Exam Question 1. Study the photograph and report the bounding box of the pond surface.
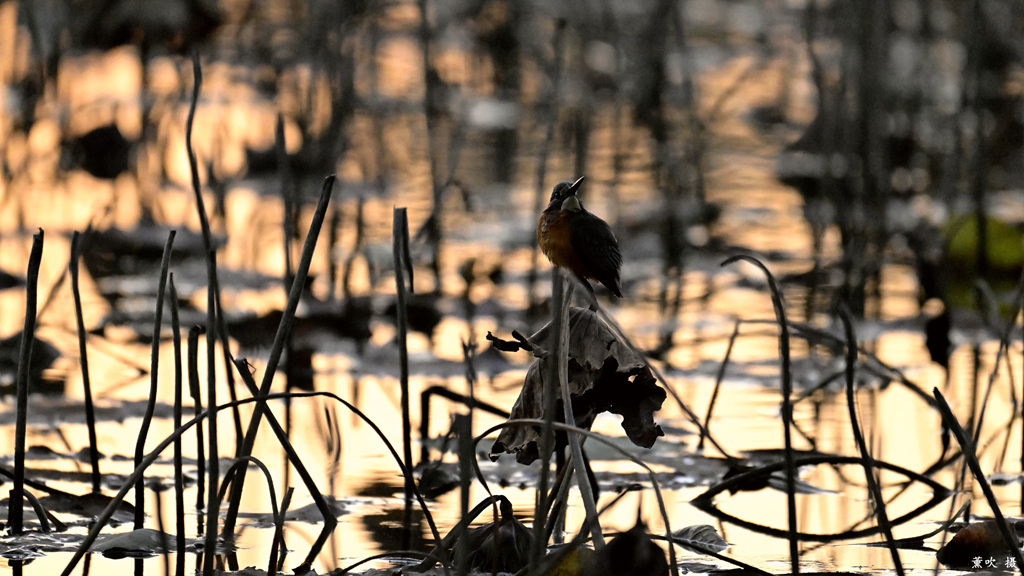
[0,1,1022,574]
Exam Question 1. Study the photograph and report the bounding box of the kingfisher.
[537,176,622,298]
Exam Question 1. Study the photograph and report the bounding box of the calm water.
[0,1,1022,574]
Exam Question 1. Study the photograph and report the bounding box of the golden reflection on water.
[0,4,1021,575]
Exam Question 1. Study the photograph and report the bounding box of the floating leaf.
[39,491,136,522]
[673,524,729,554]
[237,496,349,528]
[90,528,176,558]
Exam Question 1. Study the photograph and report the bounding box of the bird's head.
[545,176,585,213]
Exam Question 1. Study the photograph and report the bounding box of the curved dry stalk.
[839,307,903,576]
[182,54,222,575]
[134,230,175,529]
[215,457,282,575]
[70,231,101,493]
[721,254,798,574]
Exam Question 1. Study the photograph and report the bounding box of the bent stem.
[839,307,902,576]
[722,254,798,575]
[135,230,175,529]
[70,231,101,493]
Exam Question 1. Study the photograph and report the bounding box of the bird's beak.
[568,176,585,195]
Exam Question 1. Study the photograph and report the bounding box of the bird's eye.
[550,184,568,202]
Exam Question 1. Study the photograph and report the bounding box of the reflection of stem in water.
[965,0,989,286]
[63,387,409,576]
[460,260,477,336]
[367,13,387,191]
[278,113,296,290]
[187,326,206,533]
[393,208,415,549]
[279,111,296,496]
[571,107,590,180]
[644,0,700,323]
[343,197,366,302]
[231,362,338,573]
[417,0,443,291]
[323,404,343,567]
[328,200,343,300]
[170,275,186,576]
[271,487,294,574]
[699,321,741,452]
[857,0,888,320]
[153,489,170,576]
[672,1,707,209]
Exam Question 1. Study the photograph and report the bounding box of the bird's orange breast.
[538,210,587,278]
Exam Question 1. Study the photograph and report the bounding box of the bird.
[538,176,622,298]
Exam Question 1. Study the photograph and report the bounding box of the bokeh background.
[0,0,1022,573]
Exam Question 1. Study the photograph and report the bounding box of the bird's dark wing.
[569,212,622,297]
